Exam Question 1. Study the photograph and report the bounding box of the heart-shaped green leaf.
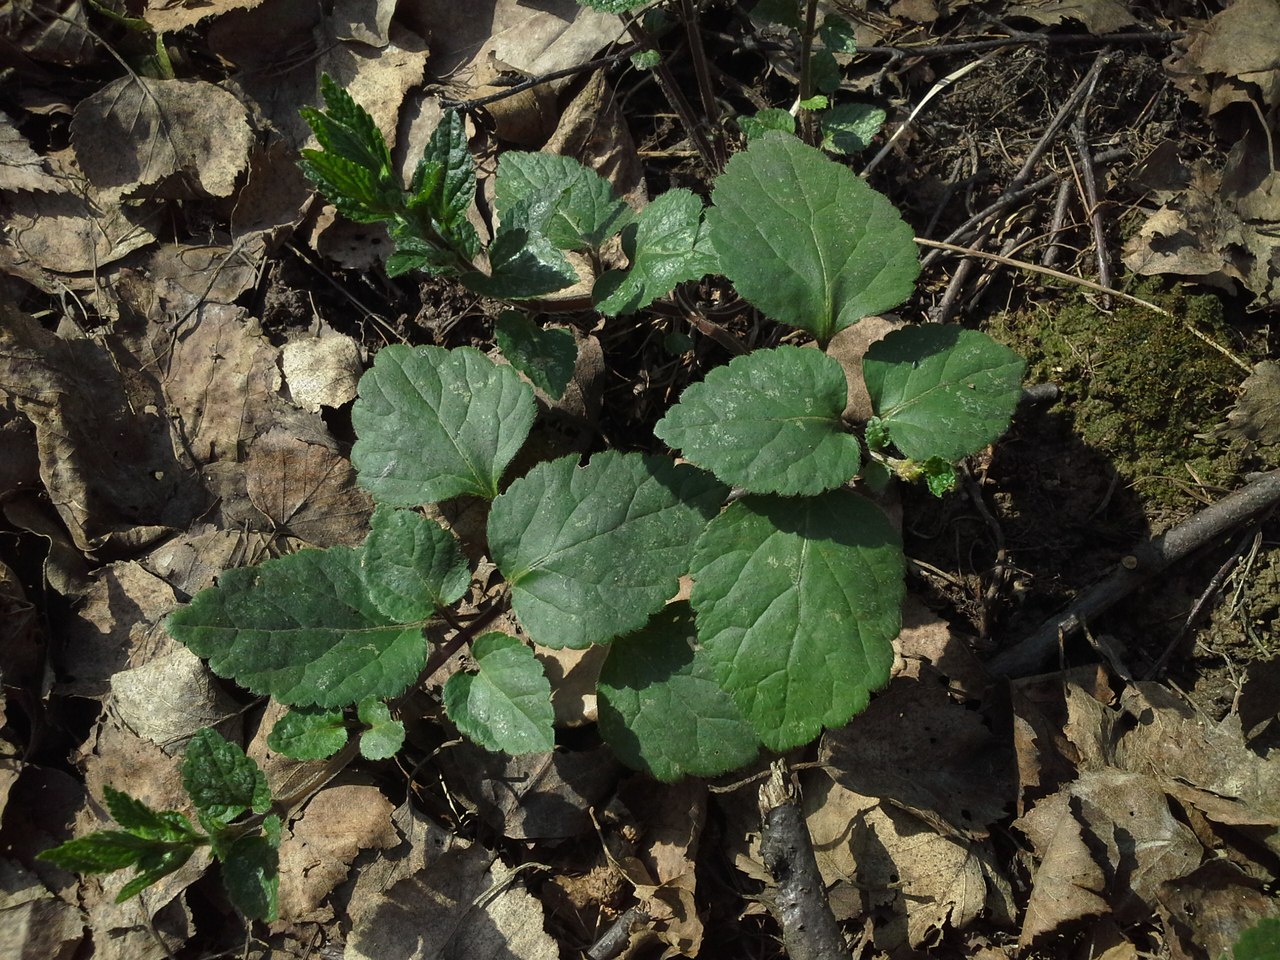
[496,152,633,252]
[168,547,429,708]
[442,632,553,755]
[489,452,726,649]
[362,505,470,621]
[690,490,903,751]
[862,326,1025,462]
[706,133,918,343]
[598,603,760,781]
[655,346,861,495]
[351,345,535,505]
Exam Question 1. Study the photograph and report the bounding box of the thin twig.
[988,470,1280,677]
[1041,178,1074,267]
[1069,61,1112,306]
[440,44,643,111]
[853,29,1184,59]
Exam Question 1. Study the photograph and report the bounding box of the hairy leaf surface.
[167,547,429,708]
[495,311,576,400]
[655,346,860,495]
[594,189,718,316]
[182,728,270,826]
[496,152,632,251]
[706,134,918,342]
[442,632,554,755]
[598,603,759,781]
[489,452,726,649]
[267,706,347,761]
[862,326,1025,461]
[362,505,470,620]
[352,345,535,504]
[690,490,903,751]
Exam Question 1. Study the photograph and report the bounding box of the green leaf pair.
[38,729,279,921]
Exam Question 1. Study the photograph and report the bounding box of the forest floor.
[1,1,1278,959]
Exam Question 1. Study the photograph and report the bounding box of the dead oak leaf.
[71,76,252,200]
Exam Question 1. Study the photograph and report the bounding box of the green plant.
[38,729,280,921]
[42,81,1025,905]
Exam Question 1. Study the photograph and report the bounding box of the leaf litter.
[0,1,1278,958]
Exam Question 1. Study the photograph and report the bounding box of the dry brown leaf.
[437,742,620,840]
[822,314,902,422]
[1166,0,1280,116]
[230,137,313,248]
[280,334,362,412]
[0,183,160,283]
[0,111,68,194]
[345,798,455,927]
[803,772,1009,951]
[0,0,95,66]
[534,642,605,727]
[277,784,398,923]
[1157,859,1280,960]
[346,848,558,960]
[1215,361,1280,447]
[110,647,240,753]
[820,671,1017,836]
[245,426,373,548]
[143,0,267,33]
[57,561,177,699]
[0,307,202,552]
[71,77,252,200]
[1015,770,1201,945]
[1007,0,1138,35]
[0,883,85,960]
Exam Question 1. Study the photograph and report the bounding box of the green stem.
[797,0,820,145]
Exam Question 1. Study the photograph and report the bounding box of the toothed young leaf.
[357,698,405,760]
[706,133,918,343]
[409,110,474,228]
[690,490,904,752]
[821,103,885,155]
[494,311,577,400]
[362,505,470,621]
[182,729,270,826]
[299,75,398,223]
[488,452,727,649]
[598,603,760,781]
[862,326,1025,462]
[443,632,554,755]
[594,189,718,316]
[37,829,195,890]
[495,151,633,251]
[102,787,201,843]
[167,547,430,708]
[221,827,279,922]
[654,346,861,495]
[462,193,579,300]
[351,345,536,505]
[267,706,348,761]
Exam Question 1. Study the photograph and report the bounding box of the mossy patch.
[988,285,1262,513]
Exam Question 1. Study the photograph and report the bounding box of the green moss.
[988,285,1256,510]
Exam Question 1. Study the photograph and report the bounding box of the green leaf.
[575,0,649,10]
[496,152,633,252]
[362,505,471,620]
[1232,918,1280,960]
[298,151,398,223]
[351,345,536,505]
[655,346,861,495]
[38,830,175,873]
[631,49,661,70]
[409,111,474,229]
[821,103,885,155]
[182,729,270,825]
[706,134,919,343]
[442,632,554,755]
[810,50,841,95]
[489,452,727,649]
[598,603,760,781]
[921,457,957,496]
[819,16,858,53]
[594,189,718,316]
[167,547,429,708]
[102,786,201,843]
[357,698,405,760]
[267,706,348,761]
[115,844,197,902]
[494,311,577,400]
[690,490,904,751]
[463,194,579,300]
[862,326,1025,462]
[739,108,795,140]
[221,832,279,922]
[298,75,399,224]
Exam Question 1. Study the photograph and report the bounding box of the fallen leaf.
[0,110,68,193]
[1213,360,1280,447]
[110,647,241,753]
[71,77,252,200]
[1007,0,1138,35]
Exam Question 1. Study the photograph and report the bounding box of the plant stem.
[796,0,821,145]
